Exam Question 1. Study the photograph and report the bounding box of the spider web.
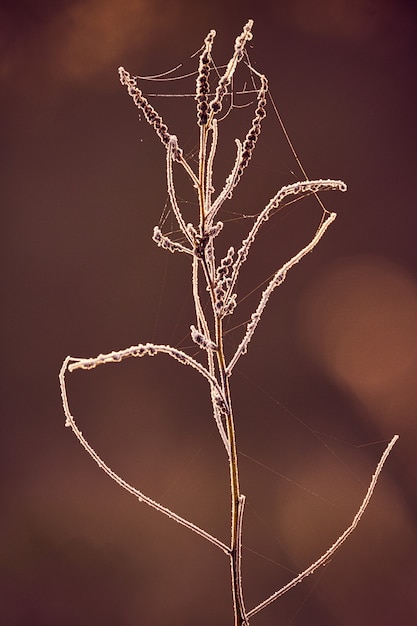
[142,48,332,347]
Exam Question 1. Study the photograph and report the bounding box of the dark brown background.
[2,1,417,624]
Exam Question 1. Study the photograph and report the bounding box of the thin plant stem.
[216,317,245,625]
[59,356,230,554]
[61,20,398,626]
[246,434,399,618]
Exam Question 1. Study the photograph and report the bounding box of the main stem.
[217,318,246,626]
[197,121,246,625]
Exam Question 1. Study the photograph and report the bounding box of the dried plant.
[59,20,397,626]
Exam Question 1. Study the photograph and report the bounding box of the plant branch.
[227,210,337,374]
[247,435,399,618]
[59,357,230,554]
[66,344,230,454]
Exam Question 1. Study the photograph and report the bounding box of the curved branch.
[166,137,195,245]
[226,179,346,304]
[227,211,337,374]
[247,435,399,618]
[206,139,243,226]
[59,356,230,555]
[66,343,231,456]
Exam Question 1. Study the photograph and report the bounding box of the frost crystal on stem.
[61,19,397,626]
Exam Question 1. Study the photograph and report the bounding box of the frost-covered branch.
[67,343,230,455]
[247,435,399,618]
[226,179,347,305]
[227,210,337,374]
[208,20,254,118]
[60,357,230,555]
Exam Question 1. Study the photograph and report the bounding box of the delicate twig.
[119,65,199,188]
[209,20,253,118]
[236,494,248,624]
[152,226,193,255]
[227,211,337,374]
[205,118,218,216]
[166,136,195,245]
[118,67,182,161]
[196,30,216,127]
[205,69,267,228]
[247,435,399,618]
[207,139,244,226]
[226,179,347,305]
[66,344,230,455]
[233,71,268,188]
[59,357,230,555]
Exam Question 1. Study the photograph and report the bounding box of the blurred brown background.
[1,1,417,624]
